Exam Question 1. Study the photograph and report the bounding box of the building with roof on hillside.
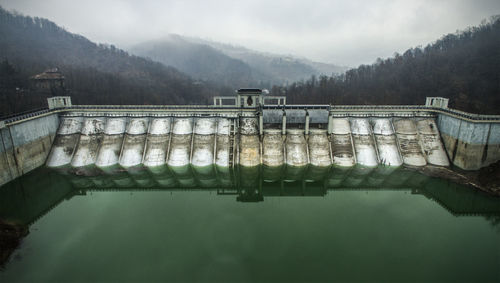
[30,68,66,95]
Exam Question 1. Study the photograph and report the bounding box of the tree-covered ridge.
[272,16,500,114]
[0,6,228,116]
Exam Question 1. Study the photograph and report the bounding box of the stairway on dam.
[45,116,450,173]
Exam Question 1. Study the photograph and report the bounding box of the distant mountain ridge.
[191,37,347,78]
[130,34,348,87]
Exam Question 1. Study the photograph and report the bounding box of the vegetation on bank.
[1,5,499,116]
[0,6,230,116]
[271,16,500,114]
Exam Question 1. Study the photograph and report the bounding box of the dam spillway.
[1,93,500,186]
[44,115,451,173]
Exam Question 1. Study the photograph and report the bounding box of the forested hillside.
[272,16,500,114]
[0,7,228,116]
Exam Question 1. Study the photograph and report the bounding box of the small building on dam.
[1,89,499,186]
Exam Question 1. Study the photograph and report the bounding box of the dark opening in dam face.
[1,166,499,282]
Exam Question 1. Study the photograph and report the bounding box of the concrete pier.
[95,118,126,170]
[285,129,308,167]
[215,118,231,168]
[372,119,403,167]
[46,117,83,168]
[308,129,331,167]
[192,118,216,167]
[262,129,284,167]
[119,118,149,168]
[350,118,378,167]
[394,119,427,167]
[71,118,104,168]
[168,118,193,168]
[239,118,260,167]
[143,118,171,169]
[331,118,356,167]
[417,119,449,166]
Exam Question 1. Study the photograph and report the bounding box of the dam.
[1,91,500,186]
[2,91,500,281]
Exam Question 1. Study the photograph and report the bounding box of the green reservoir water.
[1,166,499,282]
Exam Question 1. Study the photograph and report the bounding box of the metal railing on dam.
[3,103,500,126]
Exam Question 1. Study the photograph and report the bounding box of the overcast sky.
[1,0,500,67]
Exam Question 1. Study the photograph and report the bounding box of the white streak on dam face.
[350,118,378,167]
[172,118,193,135]
[394,119,427,167]
[239,117,260,167]
[192,118,216,167]
[168,118,193,167]
[417,119,450,166]
[71,118,105,167]
[57,117,83,135]
[143,118,171,168]
[331,118,351,135]
[262,129,284,167]
[240,117,259,135]
[95,118,126,168]
[331,118,355,167]
[308,129,331,167]
[215,118,231,167]
[372,118,393,135]
[149,118,171,135]
[46,117,83,168]
[217,118,231,135]
[373,119,403,167]
[285,129,308,167]
[119,118,149,168]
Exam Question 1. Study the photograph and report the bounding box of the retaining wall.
[0,114,59,186]
[437,114,500,170]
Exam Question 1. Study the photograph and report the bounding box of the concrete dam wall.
[43,115,451,174]
[1,113,59,186]
[437,114,500,170]
[1,95,499,186]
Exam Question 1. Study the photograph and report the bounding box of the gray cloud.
[1,0,500,67]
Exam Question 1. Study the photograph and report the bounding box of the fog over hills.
[1,4,499,116]
[130,34,348,87]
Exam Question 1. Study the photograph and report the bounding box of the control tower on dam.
[1,91,499,186]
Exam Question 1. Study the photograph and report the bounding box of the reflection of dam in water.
[1,166,500,229]
[2,165,499,282]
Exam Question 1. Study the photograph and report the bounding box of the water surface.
[0,166,499,282]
